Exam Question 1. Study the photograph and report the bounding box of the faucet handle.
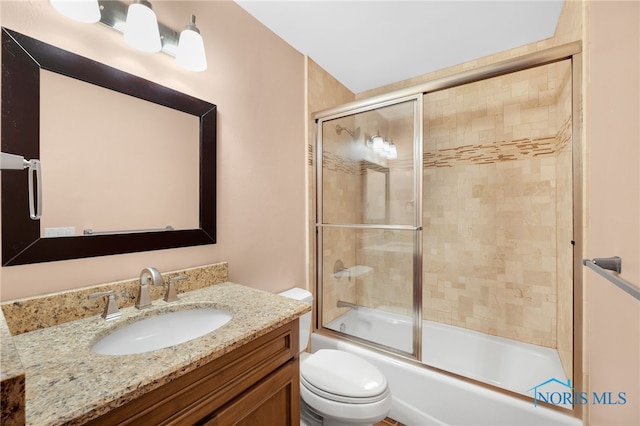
[165,274,187,303]
[89,290,122,321]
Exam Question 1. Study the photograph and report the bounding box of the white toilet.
[279,288,392,426]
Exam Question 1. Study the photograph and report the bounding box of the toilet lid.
[300,349,388,400]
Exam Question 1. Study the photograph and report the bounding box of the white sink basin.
[91,308,232,355]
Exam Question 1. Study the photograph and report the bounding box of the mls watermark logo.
[527,378,627,407]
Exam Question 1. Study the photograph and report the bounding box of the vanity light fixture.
[50,0,101,23]
[370,135,385,152]
[48,0,208,72]
[387,143,398,160]
[123,0,161,53]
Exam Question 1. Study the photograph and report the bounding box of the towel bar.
[83,226,174,236]
[583,256,640,301]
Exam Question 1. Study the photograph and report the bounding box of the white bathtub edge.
[311,332,582,426]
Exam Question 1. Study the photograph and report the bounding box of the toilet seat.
[300,349,389,404]
[301,375,389,404]
[300,382,392,424]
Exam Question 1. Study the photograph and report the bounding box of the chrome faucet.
[136,267,163,309]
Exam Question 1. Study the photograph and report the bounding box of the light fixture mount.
[185,14,200,34]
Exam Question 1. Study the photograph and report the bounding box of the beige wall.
[0,1,306,301]
[585,1,639,424]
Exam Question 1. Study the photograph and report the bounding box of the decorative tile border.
[423,136,557,168]
[322,151,359,175]
[317,119,570,174]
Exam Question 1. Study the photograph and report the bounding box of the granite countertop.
[9,282,310,425]
[0,308,25,425]
[0,309,23,382]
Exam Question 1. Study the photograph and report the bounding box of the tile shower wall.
[321,117,359,323]
[555,62,573,379]
[422,61,573,351]
[353,107,416,317]
[306,58,356,328]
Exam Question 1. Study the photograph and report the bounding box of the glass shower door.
[317,97,422,358]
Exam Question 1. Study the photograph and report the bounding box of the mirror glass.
[1,28,217,266]
[40,70,200,237]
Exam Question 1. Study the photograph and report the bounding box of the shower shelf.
[333,261,373,280]
[347,265,373,277]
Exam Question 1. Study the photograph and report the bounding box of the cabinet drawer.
[88,319,299,425]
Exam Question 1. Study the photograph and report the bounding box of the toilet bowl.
[279,288,392,426]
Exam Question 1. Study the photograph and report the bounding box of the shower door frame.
[315,94,425,360]
[313,41,583,417]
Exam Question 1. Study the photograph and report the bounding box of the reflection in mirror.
[362,162,389,224]
[1,27,217,266]
[40,70,200,237]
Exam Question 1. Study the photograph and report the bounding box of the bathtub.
[318,308,581,425]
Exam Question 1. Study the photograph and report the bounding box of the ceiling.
[234,1,564,94]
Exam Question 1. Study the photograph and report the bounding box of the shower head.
[335,124,361,140]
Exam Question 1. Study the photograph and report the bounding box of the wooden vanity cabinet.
[87,320,300,426]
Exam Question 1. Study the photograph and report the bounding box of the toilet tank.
[278,288,312,353]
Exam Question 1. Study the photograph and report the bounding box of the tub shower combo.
[314,43,583,425]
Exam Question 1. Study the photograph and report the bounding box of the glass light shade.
[50,0,100,23]
[124,2,161,53]
[371,136,384,153]
[382,141,390,155]
[176,20,207,72]
[388,143,398,160]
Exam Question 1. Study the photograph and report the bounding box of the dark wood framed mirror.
[1,27,216,266]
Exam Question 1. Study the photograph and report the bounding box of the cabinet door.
[204,359,300,426]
